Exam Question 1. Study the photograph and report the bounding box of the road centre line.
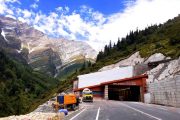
[69,108,86,120]
[121,103,162,120]
[95,107,100,120]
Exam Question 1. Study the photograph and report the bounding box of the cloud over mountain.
[0,0,180,51]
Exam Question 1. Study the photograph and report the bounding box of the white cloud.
[0,0,13,14]
[18,17,26,23]
[35,0,39,2]
[28,0,180,51]
[22,9,32,18]
[65,6,69,12]
[30,0,39,9]
[56,7,63,12]
[56,6,70,14]
[30,3,38,9]
[1,0,20,3]
[0,0,180,52]
[0,0,20,14]
[84,0,180,51]
[72,0,180,51]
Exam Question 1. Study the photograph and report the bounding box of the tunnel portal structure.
[73,66,148,102]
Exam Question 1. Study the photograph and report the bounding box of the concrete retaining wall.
[147,74,180,107]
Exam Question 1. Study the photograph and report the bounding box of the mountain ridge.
[0,16,97,76]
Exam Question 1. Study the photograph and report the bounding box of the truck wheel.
[71,104,76,110]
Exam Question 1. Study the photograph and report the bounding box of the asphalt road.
[65,100,180,120]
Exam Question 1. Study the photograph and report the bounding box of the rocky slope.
[98,51,180,107]
[0,16,97,76]
[99,52,171,72]
[0,100,65,120]
[146,56,180,83]
[98,52,145,71]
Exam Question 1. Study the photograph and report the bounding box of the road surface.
[65,100,180,120]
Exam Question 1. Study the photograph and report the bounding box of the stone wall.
[148,74,180,107]
[146,57,180,107]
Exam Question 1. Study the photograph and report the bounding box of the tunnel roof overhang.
[73,74,148,92]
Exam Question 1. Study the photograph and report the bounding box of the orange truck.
[53,94,79,111]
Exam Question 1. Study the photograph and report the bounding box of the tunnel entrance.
[108,85,140,101]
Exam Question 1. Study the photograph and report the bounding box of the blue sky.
[0,0,180,51]
[19,0,127,15]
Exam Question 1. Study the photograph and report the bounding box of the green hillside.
[0,50,61,117]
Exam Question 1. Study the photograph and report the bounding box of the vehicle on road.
[52,93,79,111]
[82,88,93,102]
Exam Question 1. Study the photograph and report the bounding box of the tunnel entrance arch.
[102,75,147,102]
[108,85,140,101]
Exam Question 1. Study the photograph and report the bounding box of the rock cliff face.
[99,52,169,72]
[0,16,97,76]
[0,20,27,63]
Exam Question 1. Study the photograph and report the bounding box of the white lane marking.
[121,103,162,120]
[69,108,86,120]
[95,107,100,120]
[135,102,168,111]
[158,107,167,111]
[66,107,85,117]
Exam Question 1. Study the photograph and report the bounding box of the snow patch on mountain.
[1,29,9,42]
